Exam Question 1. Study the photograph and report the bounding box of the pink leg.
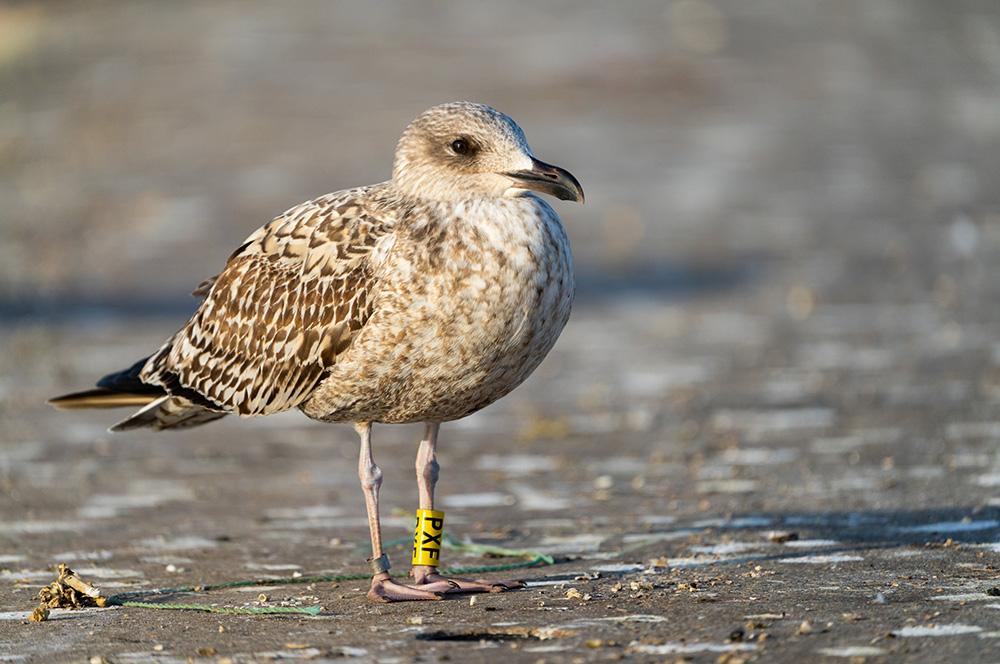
[408,422,524,594]
[355,422,444,603]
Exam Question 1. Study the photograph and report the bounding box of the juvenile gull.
[50,101,583,602]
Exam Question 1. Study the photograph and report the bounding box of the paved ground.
[4,1,1000,662]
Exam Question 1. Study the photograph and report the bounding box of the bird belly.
[301,205,573,424]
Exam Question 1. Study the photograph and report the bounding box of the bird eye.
[451,139,470,155]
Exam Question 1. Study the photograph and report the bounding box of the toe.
[368,576,446,602]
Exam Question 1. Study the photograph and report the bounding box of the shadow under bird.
[50,101,583,602]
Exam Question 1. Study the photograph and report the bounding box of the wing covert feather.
[141,190,392,416]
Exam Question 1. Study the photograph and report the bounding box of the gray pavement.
[4,1,1000,662]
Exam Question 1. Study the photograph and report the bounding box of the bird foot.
[367,572,449,603]
[409,565,524,594]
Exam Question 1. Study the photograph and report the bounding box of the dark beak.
[505,157,585,203]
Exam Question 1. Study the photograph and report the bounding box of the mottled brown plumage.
[139,189,389,421]
[50,102,583,602]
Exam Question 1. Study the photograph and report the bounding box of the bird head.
[392,102,584,205]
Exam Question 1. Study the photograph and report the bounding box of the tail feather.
[109,396,228,432]
[48,388,161,410]
[50,357,228,432]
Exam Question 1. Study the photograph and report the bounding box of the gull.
[50,101,583,602]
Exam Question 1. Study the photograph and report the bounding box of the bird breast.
[301,195,574,424]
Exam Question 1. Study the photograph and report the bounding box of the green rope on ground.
[441,532,556,565]
[381,530,556,566]
[99,535,553,616]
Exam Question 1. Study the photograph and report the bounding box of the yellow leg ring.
[412,509,445,567]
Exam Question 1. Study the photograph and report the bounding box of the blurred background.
[6,4,1000,656]
[4,1,1000,515]
[3,0,998,307]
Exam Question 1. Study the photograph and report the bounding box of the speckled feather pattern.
[119,103,575,429]
[302,193,573,423]
[140,189,392,418]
